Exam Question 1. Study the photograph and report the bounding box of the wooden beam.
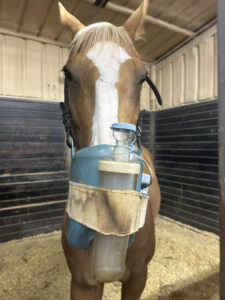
[84,0,194,36]
[0,27,68,48]
[95,0,109,7]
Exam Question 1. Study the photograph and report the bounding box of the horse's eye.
[63,66,72,82]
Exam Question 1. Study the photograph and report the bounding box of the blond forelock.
[70,22,137,55]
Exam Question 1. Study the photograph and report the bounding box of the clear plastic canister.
[91,158,140,283]
[91,233,129,282]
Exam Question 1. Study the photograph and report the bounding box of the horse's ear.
[58,2,85,36]
[123,0,149,41]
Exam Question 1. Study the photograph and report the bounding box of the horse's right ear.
[58,2,85,36]
[123,0,149,41]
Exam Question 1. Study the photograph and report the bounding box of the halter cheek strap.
[136,109,145,150]
[142,75,163,106]
[136,75,163,149]
[60,76,73,148]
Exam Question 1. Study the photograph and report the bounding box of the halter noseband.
[60,74,162,149]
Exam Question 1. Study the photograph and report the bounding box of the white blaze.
[87,42,131,145]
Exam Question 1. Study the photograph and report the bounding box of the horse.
[58,1,161,299]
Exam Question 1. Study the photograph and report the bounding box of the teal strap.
[135,147,144,156]
[71,138,75,158]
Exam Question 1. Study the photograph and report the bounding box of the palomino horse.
[58,0,161,299]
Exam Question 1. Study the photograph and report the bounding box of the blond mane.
[70,22,137,55]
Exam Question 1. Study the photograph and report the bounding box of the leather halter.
[60,74,73,148]
[141,75,162,106]
[60,73,162,149]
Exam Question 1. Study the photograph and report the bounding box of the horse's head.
[59,0,149,149]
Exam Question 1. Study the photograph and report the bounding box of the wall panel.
[2,36,25,96]
[142,100,219,234]
[185,46,198,103]
[149,25,217,110]
[43,44,61,100]
[173,55,185,106]
[25,40,43,98]
[140,81,150,110]
[198,35,215,100]
[0,32,68,101]
[0,98,68,243]
[162,62,173,108]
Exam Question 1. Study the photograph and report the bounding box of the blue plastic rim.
[111,122,136,132]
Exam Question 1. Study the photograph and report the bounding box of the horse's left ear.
[58,2,85,36]
[123,0,149,41]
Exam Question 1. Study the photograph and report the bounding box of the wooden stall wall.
[148,25,217,111]
[0,31,68,101]
[1,98,218,241]
[0,30,151,108]
[142,100,219,234]
[0,98,68,242]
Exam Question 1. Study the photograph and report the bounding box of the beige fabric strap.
[67,182,149,236]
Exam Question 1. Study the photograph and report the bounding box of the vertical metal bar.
[150,111,155,159]
[218,0,225,299]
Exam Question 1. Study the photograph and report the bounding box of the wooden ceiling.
[0,0,217,62]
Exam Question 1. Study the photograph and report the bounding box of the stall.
[0,0,222,298]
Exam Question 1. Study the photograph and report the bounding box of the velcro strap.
[67,182,149,236]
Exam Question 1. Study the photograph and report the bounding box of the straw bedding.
[0,216,219,300]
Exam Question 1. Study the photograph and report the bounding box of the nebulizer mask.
[66,122,152,283]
